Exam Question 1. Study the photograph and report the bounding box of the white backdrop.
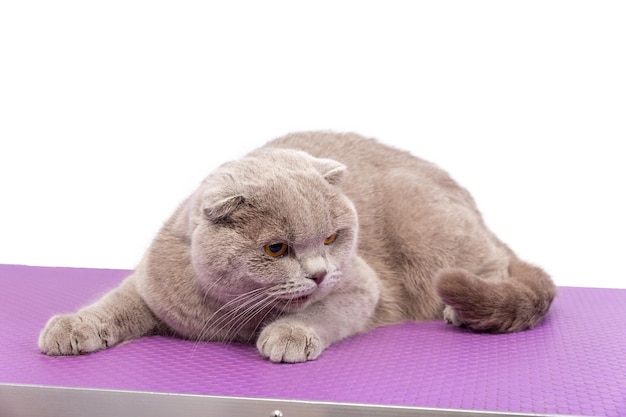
[1,1,624,288]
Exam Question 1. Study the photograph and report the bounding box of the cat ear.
[315,158,347,185]
[203,194,246,223]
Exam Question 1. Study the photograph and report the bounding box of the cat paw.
[38,313,112,356]
[256,321,323,363]
[443,305,463,327]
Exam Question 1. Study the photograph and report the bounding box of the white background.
[1,1,624,288]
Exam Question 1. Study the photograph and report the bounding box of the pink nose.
[308,271,326,285]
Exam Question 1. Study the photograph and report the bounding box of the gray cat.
[39,132,556,363]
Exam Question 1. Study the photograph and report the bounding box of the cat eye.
[324,232,338,245]
[264,242,288,258]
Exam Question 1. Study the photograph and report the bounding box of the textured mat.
[0,264,624,416]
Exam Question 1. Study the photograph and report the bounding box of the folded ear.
[203,194,246,223]
[315,158,347,185]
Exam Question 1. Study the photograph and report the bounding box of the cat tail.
[435,258,556,333]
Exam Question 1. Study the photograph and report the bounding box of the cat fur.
[38,131,556,363]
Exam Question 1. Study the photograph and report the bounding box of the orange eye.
[324,232,338,245]
[264,242,288,257]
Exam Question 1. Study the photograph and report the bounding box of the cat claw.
[38,313,110,356]
[256,321,323,363]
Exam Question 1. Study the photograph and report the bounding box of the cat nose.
[307,270,326,285]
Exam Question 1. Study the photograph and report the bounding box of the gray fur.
[38,131,555,362]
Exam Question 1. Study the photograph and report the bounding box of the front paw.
[256,321,324,363]
[38,313,112,356]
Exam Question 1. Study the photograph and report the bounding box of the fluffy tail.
[436,259,556,333]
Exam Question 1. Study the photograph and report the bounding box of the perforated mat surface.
[1,264,624,416]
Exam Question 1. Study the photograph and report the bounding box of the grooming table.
[0,265,624,417]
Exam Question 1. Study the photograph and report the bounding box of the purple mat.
[1,264,625,416]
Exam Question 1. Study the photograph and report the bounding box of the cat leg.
[38,277,158,355]
[256,257,379,363]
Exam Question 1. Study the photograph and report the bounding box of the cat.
[38,131,556,363]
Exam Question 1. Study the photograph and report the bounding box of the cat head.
[189,148,358,312]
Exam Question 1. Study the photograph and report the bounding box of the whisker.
[188,278,313,357]
[211,280,305,344]
[195,287,268,341]
[244,285,298,342]
[188,287,271,356]
[219,296,282,344]
[207,290,274,341]
[194,283,288,347]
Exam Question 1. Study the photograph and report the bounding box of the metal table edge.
[0,383,583,417]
